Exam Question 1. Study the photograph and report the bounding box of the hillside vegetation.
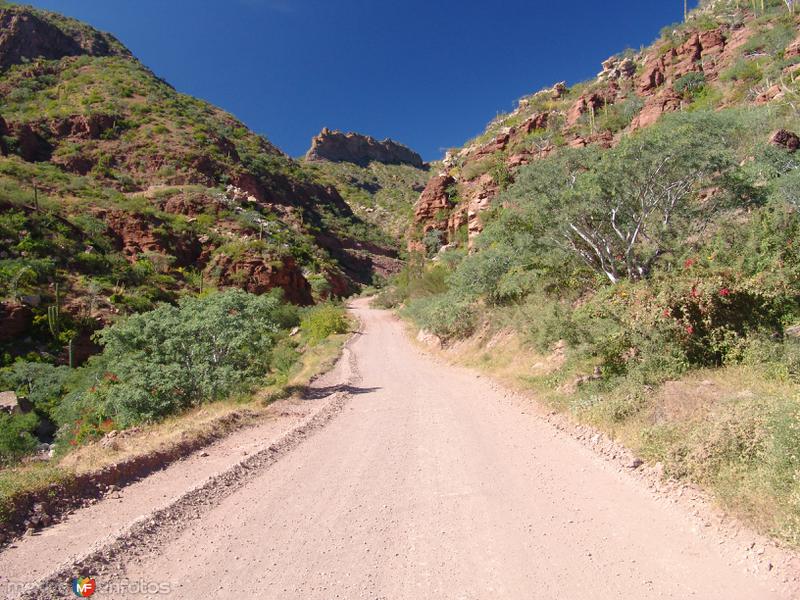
[305,159,430,244]
[0,3,378,486]
[383,0,800,546]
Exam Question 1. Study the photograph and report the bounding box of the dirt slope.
[3,299,800,599]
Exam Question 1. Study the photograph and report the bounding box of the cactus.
[68,338,74,369]
[47,284,61,339]
[47,305,60,338]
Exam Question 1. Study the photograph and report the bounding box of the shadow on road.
[303,384,381,400]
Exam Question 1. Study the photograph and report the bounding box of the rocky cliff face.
[412,5,792,251]
[0,6,129,69]
[305,128,424,168]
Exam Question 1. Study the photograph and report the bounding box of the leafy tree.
[510,113,748,283]
[78,289,298,426]
[0,362,71,421]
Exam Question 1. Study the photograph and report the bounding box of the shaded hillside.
[0,3,398,365]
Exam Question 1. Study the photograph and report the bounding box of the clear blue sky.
[25,0,698,160]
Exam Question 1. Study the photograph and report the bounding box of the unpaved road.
[3,299,798,599]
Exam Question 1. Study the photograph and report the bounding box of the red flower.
[662,309,671,318]
[690,286,699,298]
[684,258,695,269]
[686,325,695,335]
[719,288,730,297]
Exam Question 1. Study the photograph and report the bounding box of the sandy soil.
[4,298,799,599]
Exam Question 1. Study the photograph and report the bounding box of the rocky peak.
[305,128,424,168]
[0,6,129,70]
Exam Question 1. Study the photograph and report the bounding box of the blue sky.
[25,0,698,160]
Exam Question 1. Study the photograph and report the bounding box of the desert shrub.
[0,413,39,465]
[596,96,644,132]
[300,303,349,344]
[0,362,71,422]
[270,338,301,376]
[402,292,476,341]
[720,58,763,83]
[422,229,444,258]
[56,290,295,428]
[673,72,707,98]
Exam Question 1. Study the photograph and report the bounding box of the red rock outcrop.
[213,254,313,306]
[8,123,52,162]
[786,36,800,60]
[0,6,129,69]
[157,192,220,218]
[413,175,456,233]
[49,114,118,140]
[97,210,202,268]
[0,302,32,342]
[566,92,608,127]
[305,128,424,168]
[632,24,753,131]
[631,90,682,130]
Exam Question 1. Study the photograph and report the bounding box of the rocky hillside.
[412,0,800,253]
[303,129,431,244]
[0,3,399,366]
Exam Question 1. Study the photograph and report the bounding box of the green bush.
[720,59,763,83]
[300,304,349,344]
[0,413,39,465]
[673,72,707,98]
[402,292,476,341]
[55,289,298,429]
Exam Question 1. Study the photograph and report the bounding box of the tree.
[509,113,746,284]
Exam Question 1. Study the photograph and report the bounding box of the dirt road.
[5,299,798,599]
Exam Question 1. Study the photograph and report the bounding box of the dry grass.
[407,316,800,547]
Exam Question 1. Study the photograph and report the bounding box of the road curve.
[83,298,785,600]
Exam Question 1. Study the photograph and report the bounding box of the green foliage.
[596,96,644,133]
[0,362,71,421]
[401,292,477,341]
[56,290,298,429]
[300,304,349,344]
[0,412,39,466]
[720,58,763,83]
[673,72,707,99]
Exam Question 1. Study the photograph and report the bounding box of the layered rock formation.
[0,5,129,69]
[213,254,314,306]
[305,128,424,168]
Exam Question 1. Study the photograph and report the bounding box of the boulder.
[770,129,800,153]
[0,391,19,414]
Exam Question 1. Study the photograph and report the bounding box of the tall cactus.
[48,283,60,339]
[68,338,74,369]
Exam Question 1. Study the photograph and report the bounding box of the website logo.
[71,577,96,597]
